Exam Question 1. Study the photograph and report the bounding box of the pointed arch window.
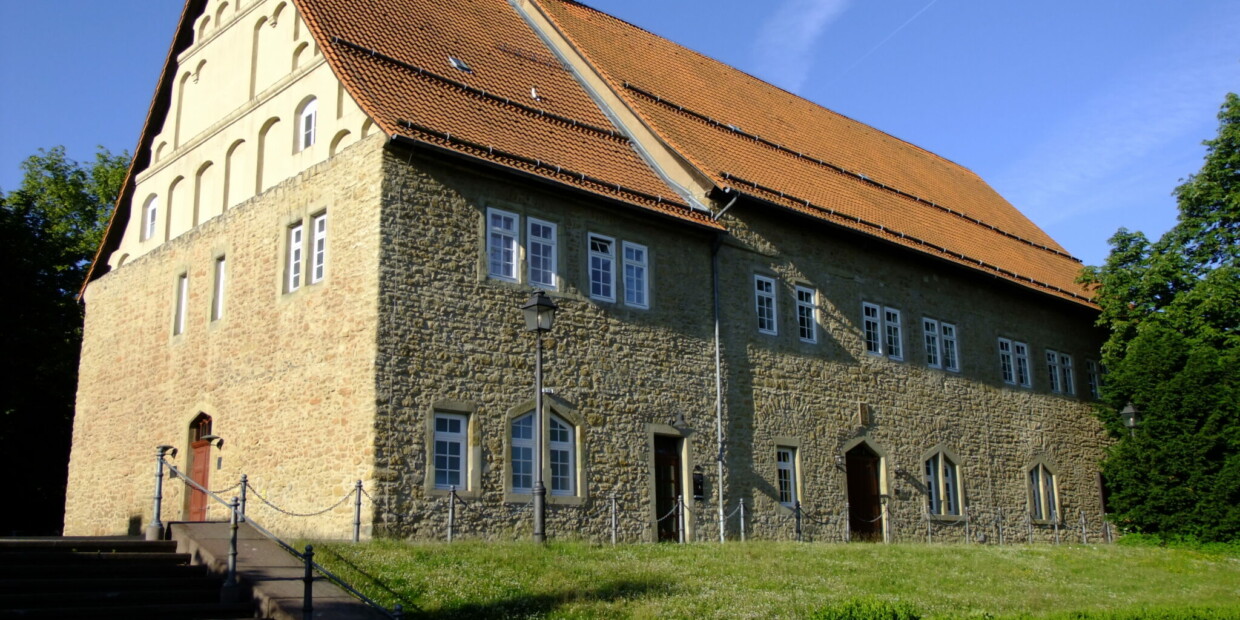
[1028,461,1059,522]
[924,449,961,516]
[298,98,318,151]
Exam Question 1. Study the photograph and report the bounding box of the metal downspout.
[712,192,738,543]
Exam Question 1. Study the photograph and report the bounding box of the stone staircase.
[0,537,262,619]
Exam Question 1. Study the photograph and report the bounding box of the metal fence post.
[239,474,248,522]
[844,501,850,543]
[145,446,172,541]
[447,486,456,543]
[964,506,971,543]
[221,497,240,604]
[392,604,403,620]
[1079,509,1087,544]
[676,495,685,544]
[1053,509,1060,545]
[739,499,746,542]
[926,511,932,544]
[997,507,1004,546]
[353,480,363,543]
[794,501,803,542]
[610,492,617,546]
[302,544,315,620]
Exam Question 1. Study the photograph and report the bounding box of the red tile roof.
[534,0,1093,306]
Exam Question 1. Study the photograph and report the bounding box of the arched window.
[1028,461,1059,522]
[548,415,575,496]
[142,195,158,241]
[510,413,534,493]
[508,412,578,496]
[923,448,961,516]
[297,97,317,151]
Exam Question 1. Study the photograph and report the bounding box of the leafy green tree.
[1081,93,1240,542]
[0,146,128,535]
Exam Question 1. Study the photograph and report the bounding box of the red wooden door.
[846,445,883,542]
[188,439,211,521]
[654,436,682,542]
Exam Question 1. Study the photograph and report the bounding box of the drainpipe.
[711,192,739,543]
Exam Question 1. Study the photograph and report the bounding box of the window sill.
[504,492,586,506]
[426,487,480,500]
[929,513,966,523]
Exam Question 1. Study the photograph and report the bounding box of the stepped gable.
[535,0,1093,306]
[297,0,717,228]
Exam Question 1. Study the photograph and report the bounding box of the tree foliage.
[0,146,127,535]
[1081,93,1240,542]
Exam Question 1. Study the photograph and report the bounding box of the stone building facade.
[66,0,1109,543]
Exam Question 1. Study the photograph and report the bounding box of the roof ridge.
[722,173,1094,306]
[623,84,1081,265]
[332,37,630,143]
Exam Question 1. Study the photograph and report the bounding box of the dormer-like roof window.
[448,56,472,74]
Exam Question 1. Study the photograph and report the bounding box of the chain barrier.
[209,481,243,495]
[247,483,358,518]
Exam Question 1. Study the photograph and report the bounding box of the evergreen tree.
[1081,93,1240,541]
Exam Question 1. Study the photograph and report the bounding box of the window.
[1028,463,1058,522]
[863,303,903,359]
[433,413,467,490]
[549,415,576,496]
[924,319,941,368]
[173,273,189,335]
[1014,341,1032,387]
[1086,360,1102,400]
[924,450,961,516]
[487,208,518,282]
[527,218,557,289]
[754,276,777,335]
[286,222,304,292]
[299,98,317,151]
[1061,353,1075,395]
[143,195,159,241]
[1046,350,1063,393]
[776,446,798,506]
[311,212,327,284]
[622,241,648,308]
[211,256,226,321]
[941,323,959,371]
[510,414,534,493]
[510,412,578,497]
[588,233,615,301]
[795,286,817,343]
[998,338,1015,384]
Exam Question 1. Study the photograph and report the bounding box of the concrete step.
[0,537,177,553]
[0,586,226,608]
[0,601,258,619]
[0,575,222,592]
[0,561,209,579]
[0,550,193,564]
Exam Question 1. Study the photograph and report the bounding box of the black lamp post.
[520,290,557,543]
[1120,402,1138,438]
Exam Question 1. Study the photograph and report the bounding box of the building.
[66,0,1109,543]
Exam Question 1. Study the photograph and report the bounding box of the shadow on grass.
[417,578,674,619]
[316,545,421,614]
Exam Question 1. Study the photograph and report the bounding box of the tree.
[1081,93,1240,542]
[0,146,128,535]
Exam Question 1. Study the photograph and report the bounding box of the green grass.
[308,540,1240,619]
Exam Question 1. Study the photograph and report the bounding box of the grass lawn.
[309,540,1240,619]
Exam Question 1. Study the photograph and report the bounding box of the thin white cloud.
[992,6,1240,234]
[749,0,851,94]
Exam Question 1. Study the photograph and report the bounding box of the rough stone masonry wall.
[372,148,719,542]
[717,203,1111,543]
[65,134,385,539]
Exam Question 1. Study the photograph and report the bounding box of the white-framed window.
[299,98,318,151]
[173,272,189,335]
[143,195,159,241]
[311,212,327,284]
[510,413,534,494]
[549,414,576,496]
[884,307,903,360]
[286,222,304,292]
[433,413,468,490]
[863,303,882,355]
[622,241,648,308]
[924,450,961,516]
[795,286,817,343]
[588,233,615,302]
[1086,360,1102,400]
[1060,353,1075,395]
[487,208,519,282]
[1028,463,1058,522]
[924,318,941,368]
[527,218,557,289]
[998,338,1015,384]
[941,323,959,372]
[1046,349,1063,393]
[776,446,798,506]
[754,275,777,335]
[211,255,226,321]
[1014,341,1032,387]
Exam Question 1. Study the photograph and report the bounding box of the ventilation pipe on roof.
[709,190,739,543]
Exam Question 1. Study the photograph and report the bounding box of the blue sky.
[2,1,1236,266]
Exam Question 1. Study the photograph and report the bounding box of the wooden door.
[188,439,211,521]
[846,445,883,542]
[654,436,682,542]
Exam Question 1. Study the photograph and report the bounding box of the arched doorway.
[846,442,884,542]
[186,414,213,521]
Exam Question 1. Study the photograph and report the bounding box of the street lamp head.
[1120,402,1138,429]
[520,290,558,333]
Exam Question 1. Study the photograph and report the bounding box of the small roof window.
[448,56,472,74]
